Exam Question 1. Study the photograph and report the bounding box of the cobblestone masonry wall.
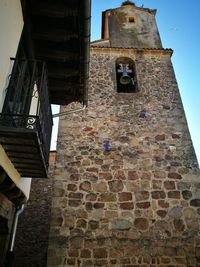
[48,47,200,267]
[0,193,15,265]
[13,152,56,267]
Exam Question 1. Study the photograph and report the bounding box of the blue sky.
[52,0,200,165]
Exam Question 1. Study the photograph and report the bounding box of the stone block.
[80,181,91,191]
[69,237,84,249]
[108,180,124,192]
[136,202,150,209]
[99,193,117,202]
[134,218,149,230]
[135,191,149,201]
[168,172,182,179]
[67,184,77,191]
[111,219,132,230]
[164,181,176,190]
[93,182,108,192]
[168,191,181,199]
[80,249,92,258]
[99,172,113,180]
[119,192,132,201]
[128,171,139,180]
[155,134,165,141]
[151,191,166,199]
[182,190,192,200]
[93,248,108,258]
[190,199,200,207]
[120,202,134,210]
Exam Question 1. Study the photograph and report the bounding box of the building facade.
[48,2,200,267]
[0,0,90,265]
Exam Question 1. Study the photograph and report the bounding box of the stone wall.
[13,152,56,267]
[48,47,200,267]
[0,193,15,265]
[108,6,162,48]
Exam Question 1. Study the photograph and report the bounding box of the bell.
[120,73,132,85]
[118,63,132,85]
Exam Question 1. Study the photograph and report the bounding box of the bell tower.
[48,2,200,267]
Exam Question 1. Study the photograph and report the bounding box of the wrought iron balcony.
[0,59,53,178]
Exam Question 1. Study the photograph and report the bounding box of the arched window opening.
[116,57,137,93]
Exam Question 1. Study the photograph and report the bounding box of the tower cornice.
[90,45,173,57]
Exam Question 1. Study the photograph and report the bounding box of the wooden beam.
[0,137,36,146]
[48,67,79,79]
[30,3,78,18]
[7,152,39,159]
[32,30,78,42]
[4,145,38,153]
[36,50,79,62]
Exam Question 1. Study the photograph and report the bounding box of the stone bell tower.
[48,2,200,267]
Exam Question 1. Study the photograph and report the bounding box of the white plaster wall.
[29,83,39,115]
[0,0,24,112]
[0,145,31,200]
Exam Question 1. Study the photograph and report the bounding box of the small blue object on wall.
[140,110,147,118]
[103,140,110,152]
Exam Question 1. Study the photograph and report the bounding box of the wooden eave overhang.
[21,0,91,106]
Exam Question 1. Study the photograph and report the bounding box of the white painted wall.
[0,0,24,112]
[0,1,32,200]
[29,83,39,115]
[0,145,31,200]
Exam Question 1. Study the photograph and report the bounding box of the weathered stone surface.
[111,219,132,230]
[158,200,169,208]
[182,190,192,200]
[164,181,176,190]
[153,171,166,179]
[114,170,126,180]
[44,28,200,267]
[118,192,132,201]
[86,193,97,201]
[190,199,200,207]
[168,191,181,199]
[92,182,107,192]
[93,202,104,209]
[135,191,149,201]
[155,134,165,141]
[69,192,83,199]
[69,199,82,207]
[99,172,113,180]
[68,183,78,191]
[120,202,134,210]
[173,219,185,232]
[168,172,182,180]
[108,180,124,192]
[151,191,166,199]
[168,207,182,219]
[69,237,84,249]
[134,218,149,230]
[99,193,117,202]
[136,202,150,209]
[80,181,91,192]
[128,171,139,180]
[88,220,99,230]
[157,210,167,218]
[152,180,162,189]
[80,249,91,258]
[93,248,108,258]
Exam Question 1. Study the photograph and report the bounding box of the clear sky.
[52,0,200,165]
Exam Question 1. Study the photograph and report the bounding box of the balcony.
[0,59,53,178]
